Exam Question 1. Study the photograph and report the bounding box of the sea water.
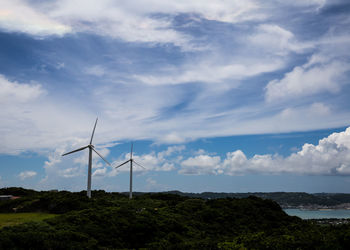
[284,209,350,219]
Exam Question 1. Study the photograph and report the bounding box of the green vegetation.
[166,191,350,207]
[0,213,57,228]
[0,187,350,249]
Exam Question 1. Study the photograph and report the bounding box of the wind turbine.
[62,118,110,198]
[114,143,145,199]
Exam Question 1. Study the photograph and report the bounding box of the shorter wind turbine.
[62,118,110,198]
[114,143,145,199]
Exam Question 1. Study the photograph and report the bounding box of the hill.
[0,188,350,249]
[164,191,350,208]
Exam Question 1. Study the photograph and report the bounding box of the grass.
[0,213,58,228]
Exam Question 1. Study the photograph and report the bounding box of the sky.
[0,0,350,193]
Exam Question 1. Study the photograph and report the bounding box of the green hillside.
[0,188,350,249]
[0,213,57,228]
[165,191,350,207]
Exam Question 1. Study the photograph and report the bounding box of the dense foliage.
[166,191,350,207]
[0,188,350,249]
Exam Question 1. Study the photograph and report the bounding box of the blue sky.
[1,0,350,193]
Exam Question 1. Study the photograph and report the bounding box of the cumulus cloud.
[58,167,81,178]
[110,145,184,176]
[179,154,221,175]
[93,167,107,177]
[157,145,185,159]
[38,142,113,190]
[18,171,37,180]
[180,127,350,176]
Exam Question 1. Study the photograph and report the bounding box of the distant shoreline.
[3,187,350,209]
[284,208,350,220]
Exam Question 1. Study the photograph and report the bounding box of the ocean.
[284,209,350,219]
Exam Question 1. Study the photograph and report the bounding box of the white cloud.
[158,132,187,144]
[177,127,350,176]
[0,75,45,103]
[56,62,65,69]
[72,147,110,168]
[222,150,248,175]
[194,149,206,155]
[135,59,284,86]
[141,0,263,24]
[265,60,350,102]
[93,167,107,177]
[0,0,333,51]
[43,145,85,179]
[159,162,175,171]
[144,176,170,191]
[279,103,330,120]
[18,171,37,180]
[179,154,221,175]
[308,102,330,116]
[223,151,280,175]
[249,24,312,55]
[0,75,102,155]
[58,167,81,178]
[276,0,326,9]
[227,102,346,135]
[157,145,185,159]
[85,65,106,77]
[146,177,157,187]
[0,1,349,161]
[265,25,350,103]
[0,0,71,36]
[222,127,350,176]
[38,143,112,190]
[0,0,264,50]
[132,152,176,172]
[110,145,183,176]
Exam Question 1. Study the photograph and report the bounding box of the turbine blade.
[130,142,133,159]
[62,145,88,156]
[92,148,111,166]
[133,161,146,169]
[114,160,130,169]
[90,118,98,144]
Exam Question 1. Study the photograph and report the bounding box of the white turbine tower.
[114,143,145,199]
[62,118,110,198]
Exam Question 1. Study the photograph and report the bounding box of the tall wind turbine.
[62,118,110,198]
[114,143,145,199]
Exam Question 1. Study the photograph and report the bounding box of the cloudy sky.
[1,0,350,193]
